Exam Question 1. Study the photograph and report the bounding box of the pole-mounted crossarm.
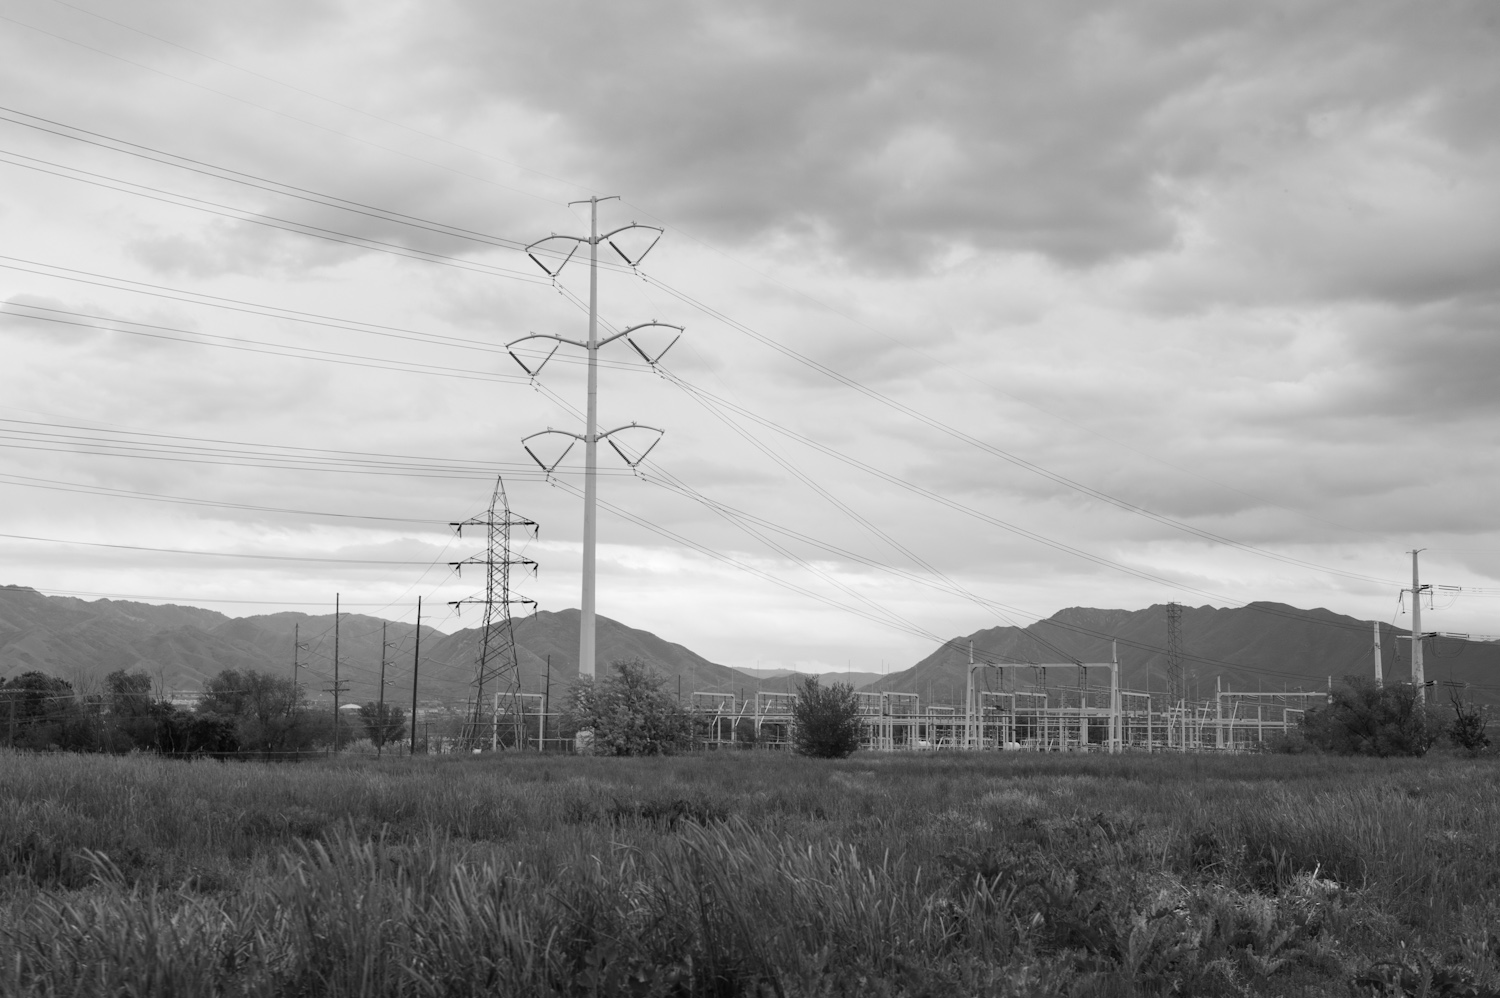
[448,555,538,578]
[615,321,683,366]
[600,224,663,268]
[524,235,583,278]
[505,323,668,377]
[521,429,583,474]
[600,423,665,467]
[506,333,574,377]
[521,424,665,473]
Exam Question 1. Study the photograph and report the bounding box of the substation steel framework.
[964,644,1124,753]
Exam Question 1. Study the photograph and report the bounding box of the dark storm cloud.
[416,0,1500,273]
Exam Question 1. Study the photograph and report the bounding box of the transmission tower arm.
[600,223,664,267]
[521,429,583,473]
[524,235,584,277]
[616,321,683,366]
[600,423,664,467]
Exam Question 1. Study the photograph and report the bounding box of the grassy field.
[1,749,1498,997]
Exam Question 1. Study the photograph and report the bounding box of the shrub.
[792,677,860,758]
[565,659,694,756]
[1447,688,1491,757]
[1301,677,1436,757]
[197,669,316,754]
[358,702,407,749]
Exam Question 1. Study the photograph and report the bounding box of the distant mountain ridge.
[0,586,749,708]
[871,601,1500,706]
[735,667,885,689]
[6,587,1493,711]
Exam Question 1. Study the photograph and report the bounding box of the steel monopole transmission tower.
[450,477,538,746]
[509,196,682,681]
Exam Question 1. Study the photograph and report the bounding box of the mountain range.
[3,585,1494,709]
[872,602,1499,705]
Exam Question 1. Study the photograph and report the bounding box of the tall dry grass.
[1,749,1498,995]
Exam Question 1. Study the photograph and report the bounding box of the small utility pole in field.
[409,597,422,756]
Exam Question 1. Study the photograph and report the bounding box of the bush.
[792,677,860,758]
[197,668,318,754]
[565,659,694,756]
[358,702,407,749]
[1301,676,1436,757]
[1447,688,1491,757]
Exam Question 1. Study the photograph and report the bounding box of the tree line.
[0,668,404,756]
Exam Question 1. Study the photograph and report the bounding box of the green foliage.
[357,701,406,748]
[565,659,694,756]
[1301,676,1437,757]
[197,668,315,754]
[1448,689,1491,757]
[792,676,861,758]
[1,671,76,749]
[4,752,1500,996]
[104,670,152,717]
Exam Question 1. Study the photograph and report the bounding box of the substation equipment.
[428,670,1323,754]
[677,641,1325,755]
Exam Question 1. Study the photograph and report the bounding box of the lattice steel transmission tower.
[449,477,538,747]
[1165,601,1185,704]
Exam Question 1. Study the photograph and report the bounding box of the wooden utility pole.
[333,594,340,751]
[376,622,388,758]
[409,597,422,756]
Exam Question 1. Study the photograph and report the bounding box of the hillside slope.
[870,602,1500,705]
[0,587,745,706]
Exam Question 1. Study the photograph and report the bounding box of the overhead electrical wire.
[9,2,1372,552]
[0,103,1414,594]
[637,276,1405,588]
[0,302,531,384]
[0,531,451,566]
[0,416,639,482]
[0,147,550,284]
[0,98,1486,664]
[0,471,454,525]
[0,11,567,206]
[0,45,1447,607]
[0,254,654,376]
[20,586,411,607]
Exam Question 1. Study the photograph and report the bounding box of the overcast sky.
[2,0,1498,674]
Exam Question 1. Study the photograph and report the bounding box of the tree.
[1448,688,1491,757]
[105,670,154,717]
[566,659,694,756]
[358,701,407,748]
[103,670,158,752]
[792,676,861,758]
[1,671,78,750]
[196,669,308,754]
[1301,676,1437,757]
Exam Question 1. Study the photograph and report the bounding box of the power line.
[641,280,1403,588]
[0,531,451,566]
[0,147,548,284]
[0,471,453,524]
[0,302,533,385]
[0,415,625,482]
[0,254,649,373]
[0,12,567,207]
[38,0,593,196]
[0,102,1419,595]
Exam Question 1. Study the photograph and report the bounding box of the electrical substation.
[453,670,1326,755]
